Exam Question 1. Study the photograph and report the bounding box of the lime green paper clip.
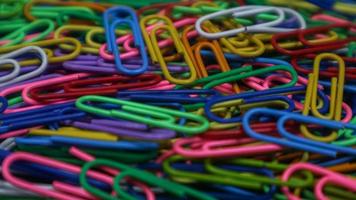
[76,95,209,135]
[80,159,217,200]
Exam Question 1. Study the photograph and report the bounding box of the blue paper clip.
[316,156,356,167]
[103,6,148,75]
[15,136,158,151]
[306,0,335,10]
[0,96,7,113]
[117,89,220,104]
[0,103,85,133]
[242,108,356,157]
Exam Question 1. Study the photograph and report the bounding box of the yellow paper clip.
[0,37,81,66]
[140,15,197,85]
[301,53,345,142]
[29,127,119,141]
[203,20,265,57]
[54,25,102,54]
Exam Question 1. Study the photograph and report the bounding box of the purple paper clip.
[72,119,176,140]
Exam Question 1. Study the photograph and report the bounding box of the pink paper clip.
[282,163,356,200]
[173,136,283,158]
[134,80,176,90]
[21,73,90,105]
[2,152,112,200]
[312,14,353,26]
[0,75,62,113]
[2,151,155,200]
[52,181,99,200]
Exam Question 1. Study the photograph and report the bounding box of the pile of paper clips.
[0,0,355,199]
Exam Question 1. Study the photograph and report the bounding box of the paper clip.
[21,73,90,105]
[185,64,298,90]
[73,118,177,140]
[0,0,25,19]
[15,136,158,151]
[173,135,283,158]
[205,87,296,123]
[76,95,209,135]
[63,74,162,95]
[0,19,54,47]
[281,163,356,200]
[0,38,81,65]
[79,157,216,200]
[103,6,148,75]
[301,53,345,142]
[0,97,7,113]
[205,159,311,188]
[272,23,356,56]
[195,6,306,39]
[54,25,102,54]
[163,155,275,194]
[291,54,356,80]
[171,1,224,17]
[140,15,197,85]
[0,74,63,113]
[0,102,85,133]
[117,89,220,104]
[242,108,356,157]
[69,147,157,200]
[29,127,119,141]
[0,46,47,87]
[24,0,106,25]
[0,59,20,85]
[194,41,242,92]
[181,25,238,92]
[1,152,114,200]
[26,74,161,103]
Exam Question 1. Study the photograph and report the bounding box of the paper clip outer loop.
[281,163,356,200]
[21,73,90,105]
[2,152,115,200]
[150,25,197,84]
[76,95,209,135]
[0,59,20,85]
[300,53,345,142]
[243,108,339,157]
[141,15,197,85]
[1,19,54,47]
[104,6,148,75]
[0,46,48,87]
[244,108,356,156]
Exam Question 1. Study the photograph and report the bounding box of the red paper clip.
[271,23,356,56]
[28,74,162,102]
